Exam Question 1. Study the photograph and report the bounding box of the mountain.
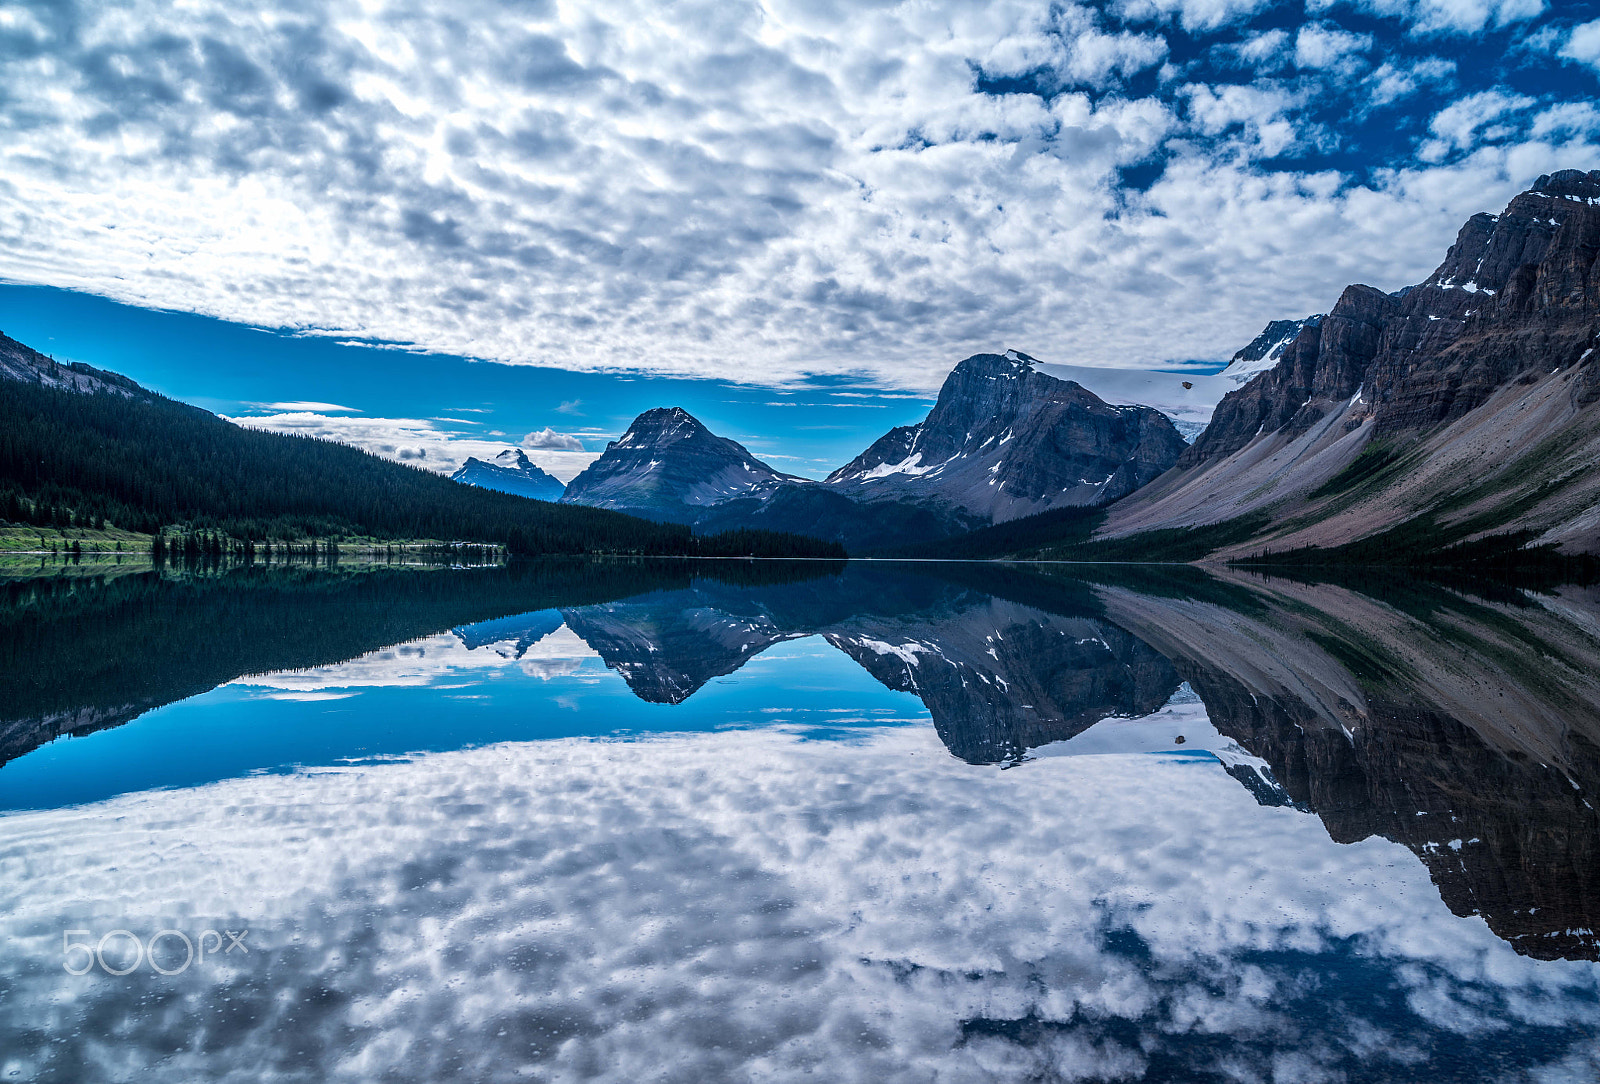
[1218,316,1321,385]
[560,407,803,521]
[0,332,838,557]
[451,449,565,501]
[1101,168,1600,560]
[0,332,143,396]
[559,359,1189,549]
[688,484,981,554]
[829,350,1187,524]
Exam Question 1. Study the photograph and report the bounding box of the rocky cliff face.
[560,407,802,521]
[450,449,565,501]
[558,358,1186,545]
[0,331,144,396]
[1105,169,1600,555]
[1219,316,1321,385]
[1192,171,1600,463]
[828,350,1187,524]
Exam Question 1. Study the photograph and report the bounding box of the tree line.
[0,371,844,558]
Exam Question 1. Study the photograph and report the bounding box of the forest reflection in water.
[2,557,1599,1082]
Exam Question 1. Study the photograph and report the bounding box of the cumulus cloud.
[1294,23,1374,71]
[1182,83,1303,157]
[1365,56,1455,106]
[1420,89,1537,161]
[1532,101,1600,142]
[1224,28,1292,70]
[0,0,1594,393]
[1320,0,1547,35]
[1562,19,1600,71]
[2,728,1598,1081]
[1115,0,1276,33]
[522,425,585,451]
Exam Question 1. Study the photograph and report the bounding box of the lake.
[3,557,1599,1082]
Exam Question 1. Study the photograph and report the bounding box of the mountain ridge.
[0,338,840,557]
[1099,168,1600,559]
[560,354,1190,546]
[452,449,565,502]
[826,350,1188,524]
[560,406,804,520]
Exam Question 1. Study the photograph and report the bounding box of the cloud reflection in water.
[3,726,1598,1082]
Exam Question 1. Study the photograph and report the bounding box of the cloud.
[0,0,1593,393]
[1115,0,1276,33]
[555,400,584,415]
[1294,23,1374,71]
[1319,0,1547,35]
[1562,19,1600,72]
[1182,83,1303,157]
[522,425,585,451]
[226,410,599,481]
[3,727,1599,1080]
[251,400,362,413]
[1364,56,1455,107]
[1225,29,1291,70]
[1531,102,1600,142]
[1419,89,1537,161]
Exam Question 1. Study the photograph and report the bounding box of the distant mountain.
[559,361,1187,550]
[452,449,565,501]
[1099,168,1600,561]
[560,407,803,520]
[689,485,981,554]
[829,350,1187,524]
[0,332,838,557]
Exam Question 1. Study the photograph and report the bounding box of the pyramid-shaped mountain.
[451,449,565,501]
[560,407,802,521]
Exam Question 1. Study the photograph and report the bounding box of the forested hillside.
[0,338,841,557]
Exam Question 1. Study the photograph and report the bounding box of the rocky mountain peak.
[562,406,800,518]
[0,331,143,397]
[493,448,536,469]
[613,406,708,449]
[451,447,565,500]
[1220,316,1323,385]
[1182,169,1600,468]
[828,350,1186,523]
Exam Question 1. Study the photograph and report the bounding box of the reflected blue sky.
[0,624,929,812]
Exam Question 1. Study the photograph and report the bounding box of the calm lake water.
[3,557,1599,1082]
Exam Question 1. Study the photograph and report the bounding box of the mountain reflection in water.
[2,558,1599,1082]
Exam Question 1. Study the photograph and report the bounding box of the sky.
[2,0,1599,480]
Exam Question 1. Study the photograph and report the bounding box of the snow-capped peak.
[1220,316,1320,385]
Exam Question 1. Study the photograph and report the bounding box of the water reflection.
[3,559,1600,1080]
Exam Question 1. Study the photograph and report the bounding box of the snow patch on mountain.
[450,448,566,501]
